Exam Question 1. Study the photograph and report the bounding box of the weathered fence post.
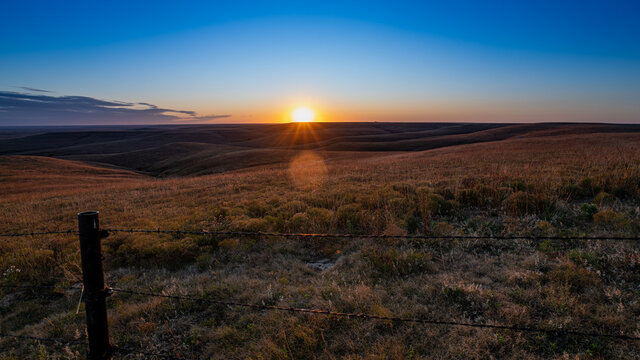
[78,211,111,360]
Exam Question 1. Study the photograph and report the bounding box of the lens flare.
[288,151,327,190]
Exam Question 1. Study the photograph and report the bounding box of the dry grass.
[1,132,639,359]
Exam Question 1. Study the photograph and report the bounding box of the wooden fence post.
[78,211,111,360]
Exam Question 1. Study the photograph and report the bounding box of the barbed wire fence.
[1,211,639,359]
[3,228,640,241]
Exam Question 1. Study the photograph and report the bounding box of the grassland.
[0,125,639,359]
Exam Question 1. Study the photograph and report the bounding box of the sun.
[291,106,316,123]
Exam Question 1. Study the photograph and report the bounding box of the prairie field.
[1,124,640,359]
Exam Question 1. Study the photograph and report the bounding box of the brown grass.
[1,132,639,359]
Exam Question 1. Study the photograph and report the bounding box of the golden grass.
[1,133,639,359]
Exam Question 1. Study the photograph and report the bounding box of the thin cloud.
[175,114,232,122]
[0,91,230,125]
[15,86,54,93]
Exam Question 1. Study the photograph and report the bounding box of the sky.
[1,0,639,125]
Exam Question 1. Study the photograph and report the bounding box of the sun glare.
[291,106,315,123]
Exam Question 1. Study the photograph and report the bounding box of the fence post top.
[78,211,99,217]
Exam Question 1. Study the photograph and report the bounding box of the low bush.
[305,207,334,231]
[579,203,598,221]
[336,203,363,231]
[593,192,615,206]
[361,246,434,277]
[502,191,556,218]
[593,209,631,229]
[456,188,483,207]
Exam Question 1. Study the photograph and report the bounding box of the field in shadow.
[2,122,639,176]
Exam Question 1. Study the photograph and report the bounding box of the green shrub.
[232,218,269,232]
[405,210,421,234]
[362,246,433,277]
[456,188,483,207]
[305,207,334,230]
[502,191,556,218]
[278,200,307,218]
[336,203,363,231]
[579,203,598,221]
[244,200,271,218]
[579,177,600,196]
[151,238,201,269]
[419,192,457,218]
[288,212,309,231]
[561,183,590,200]
[567,250,600,269]
[388,197,411,217]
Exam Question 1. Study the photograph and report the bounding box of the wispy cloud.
[15,86,54,93]
[0,90,231,125]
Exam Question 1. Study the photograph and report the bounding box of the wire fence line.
[0,229,78,237]
[2,282,638,360]
[110,288,640,341]
[2,223,640,358]
[1,227,640,241]
[0,284,82,292]
[3,283,640,343]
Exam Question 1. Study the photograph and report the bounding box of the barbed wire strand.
[0,230,78,237]
[1,227,638,241]
[103,228,640,241]
[111,288,640,341]
[0,284,81,292]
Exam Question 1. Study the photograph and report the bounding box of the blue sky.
[1,1,639,124]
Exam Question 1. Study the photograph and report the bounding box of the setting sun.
[291,106,315,123]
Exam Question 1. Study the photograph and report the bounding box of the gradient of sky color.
[1,0,639,124]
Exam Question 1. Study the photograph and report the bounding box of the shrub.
[305,207,334,230]
[336,204,363,231]
[538,239,556,253]
[391,182,416,196]
[432,221,455,235]
[232,218,269,232]
[547,262,600,293]
[288,212,309,231]
[244,200,271,218]
[362,246,433,277]
[405,211,421,234]
[151,238,201,269]
[579,177,600,196]
[196,253,212,271]
[567,250,600,269]
[593,209,631,229]
[456,188,483,207]
[579,203,598,221]
[419,192,457,219]
[593,192,615,206]
[387,197,412,217]
[278,200,307,218]
[505,180,533,192]
[218,238,241,250]
[502,191,556,218]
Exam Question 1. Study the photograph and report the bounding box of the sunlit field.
[1,130,639,359]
